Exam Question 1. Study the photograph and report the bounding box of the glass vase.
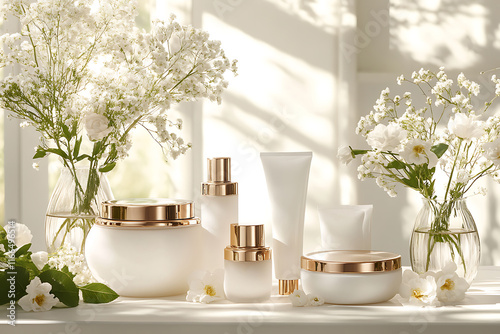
[45,167,113,254]
[410,197,480,283]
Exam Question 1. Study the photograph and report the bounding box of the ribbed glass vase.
[410,197,480,283]
[45,167,113,254]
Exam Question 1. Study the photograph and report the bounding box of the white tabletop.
[1,266,500,334]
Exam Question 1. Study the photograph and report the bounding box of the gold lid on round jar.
[98,198,199,227]
[301,250,401,274]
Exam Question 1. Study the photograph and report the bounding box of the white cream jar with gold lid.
[85,198,201,297]
[301,250,402,304]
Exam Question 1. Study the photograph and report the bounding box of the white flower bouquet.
[341,68,500,278]
[0,0,237,250]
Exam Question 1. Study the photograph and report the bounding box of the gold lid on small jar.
[224,224,271,262]
[101,198,194,221]
[301,250,401,274]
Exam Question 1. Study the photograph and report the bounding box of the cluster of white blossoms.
[341,67,500,198]
[399,262,470,306]
[31,244,96,286]
[0,0,237,168]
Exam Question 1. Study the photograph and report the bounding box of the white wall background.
[184,0,500,265]
[4,0,500,265]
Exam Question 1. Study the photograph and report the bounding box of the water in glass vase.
[45,214,97,253]
[45,167,113,254]
[411,227,480,283]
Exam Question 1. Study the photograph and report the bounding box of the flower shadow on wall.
[195,0,350,254]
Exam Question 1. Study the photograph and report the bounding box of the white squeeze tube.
[260,152,312,295]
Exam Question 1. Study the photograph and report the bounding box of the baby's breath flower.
[346,67,500,199]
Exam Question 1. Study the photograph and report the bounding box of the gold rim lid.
[301,250,401,273]
[224,247,271,262]
[96,217,200,228]
[101,198,194,221]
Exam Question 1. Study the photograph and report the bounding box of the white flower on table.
[366,123,407,151]
[338,146,354,165]
[448,113,484,140]
[84,113,112,141]
[289,289,308,307]
[31,251,49,270]
[186,270,224,304]
[307,294,325,307]
[399,270,438,306]
[400,138,438,168]
[435,262,469,304]
[3,222,33,248]
[18,277,59,312]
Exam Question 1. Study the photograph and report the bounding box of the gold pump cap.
[201,157,238,196]
[224,224,271,262]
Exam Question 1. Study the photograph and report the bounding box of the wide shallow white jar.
[301,250,401,304]
[85,199,201,298]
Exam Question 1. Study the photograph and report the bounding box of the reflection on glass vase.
[410,197,480,284]
[45,167,113,254]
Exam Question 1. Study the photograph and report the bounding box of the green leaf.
[1,266,31,303]
[0,271,8,305]
[431,143,448,158]
[61,124,72,141]
[98,162,116,173]
[33,148,47,159]
[92,141,102,156]
[59,266,76,280]
[14,243,31,257]
[15,257,40,280]
[80,283,119,304]
[386,160,406,169]
[46,148,69,160]
[38,270,79,307]
[402,177,419,189]
[351,149,369,156]
[76,154,92,162]
[73,137,82,158]
[14,266,30,301]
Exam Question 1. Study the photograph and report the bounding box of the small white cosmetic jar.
[301,250,402,304]
[85,198,201,297]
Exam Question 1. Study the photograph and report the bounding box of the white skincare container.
[301,250,402,304]
[318,205,373,250]
[260,152,312,295]
[201,157,238,271]
[224,224,272,303]
[85,199,201,297]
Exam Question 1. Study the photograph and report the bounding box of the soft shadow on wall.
[193,0,343,255]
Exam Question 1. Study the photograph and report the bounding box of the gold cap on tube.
[279,279,299,295]
[201,157,238,196]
